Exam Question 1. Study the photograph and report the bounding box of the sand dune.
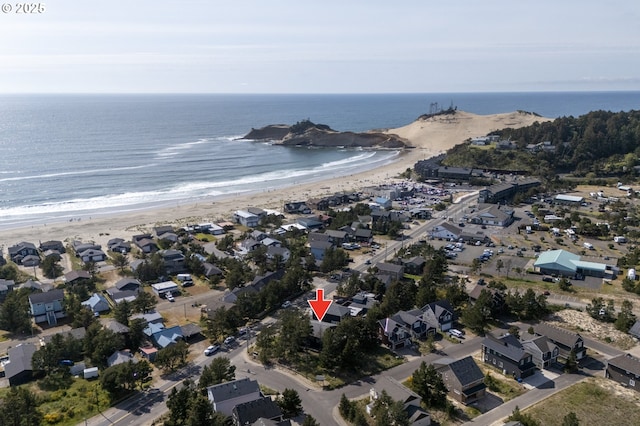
[0,111,551,253]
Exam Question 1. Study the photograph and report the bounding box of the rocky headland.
[243,119,410,149]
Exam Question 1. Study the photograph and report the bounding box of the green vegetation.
[442,110,640,180]
[524,378,640,426]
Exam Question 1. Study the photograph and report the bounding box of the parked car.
[165,293,175,302]
[281,301,292,309]
[449,329,464,339]
[204,345,220,356]
[224,336,235,345]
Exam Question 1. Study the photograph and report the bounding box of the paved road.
[465,372,587,426]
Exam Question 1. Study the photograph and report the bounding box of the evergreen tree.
[277,388,303,418]
[0,387,43,426]
[410,361,448,408]
[199,357,236,390]
[562,412,580,426]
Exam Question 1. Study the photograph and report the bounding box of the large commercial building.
[533,249,607,278]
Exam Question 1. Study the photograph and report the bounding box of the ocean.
[0,92,638,229]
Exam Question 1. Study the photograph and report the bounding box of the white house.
[430,223,462,240]
[151,281,179,296]
[234,210,259,227]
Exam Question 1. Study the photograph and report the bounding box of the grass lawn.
[524,377,640,426]
[285,347,404,390]
[0,378,112,426]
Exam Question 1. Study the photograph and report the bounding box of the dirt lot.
[545,309,636,350]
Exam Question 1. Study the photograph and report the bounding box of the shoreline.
[0,110,550,251]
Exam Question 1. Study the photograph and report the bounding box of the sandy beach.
[0,111,550,250]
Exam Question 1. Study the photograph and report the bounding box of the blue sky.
[1,0,639,93]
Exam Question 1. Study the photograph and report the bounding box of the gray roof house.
[421,300,455,332]
[367,376,431,425]
[29,289,65,325]
[435,356,487,405]
[375,262,405,280]
[522,335,559,369]
[534,322,587,361]
[606,353,640,393]
[207,377,263,416]
[4,343,38,386]
[107,350,138,367]
[232,397,284,426]
[481,334,536,379]
[81,293,110,313]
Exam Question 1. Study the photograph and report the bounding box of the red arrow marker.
[308,289,332,322]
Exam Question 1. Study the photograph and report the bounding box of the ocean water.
[0,92,638,229]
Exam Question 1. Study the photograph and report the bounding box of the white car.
[281,301,292,308]
[204,345,220,356]
[165,293,175,302]
[449,329,464,339]
[224,336,236,345]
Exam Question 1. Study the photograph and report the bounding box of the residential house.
[522,335,559,369]
[325,229,348,245]
[79,248,107,263]
[113,278,142,293]
[314,303,351,324]
[107,350,138,367]
[534,322,587,361]
[375,262,405,280]
[481,334,536,379]
[207,377,263,416]
[40,327,87,345]
[64,270,92,285]
[107,237,131,253]
[39,240,65,254]
[72,240,102,255]
[373,196,392,210]
[247,207,267,220]
[435,356,487,405]
[180,323,203,341]
[367,376,431,425]
[29,289,65,325]
[296,216,324,230]
[8,241,38,264]
[4,343,38,386]
[0,279,15,302]
[154,225,175,237]
[401,256,426,275]
[353,228,373,244]
[309,239,333,261]
[266,246,290,264]
[234,210,260,227]
[378,316,412,350]
[19,279,53,293]
[232,397,284,426]
[251,269,285,291]
[203,262,224,278]
[160,249,186,274]
[131,310,164,325]
[283,201,311,215]
[421,300,455,332]
[81,293,110,313]
[151,325,184,349]
[468,285,505,312]
[606,353,640,392]
[151,281,178,297]
[430,223,462,240]
[133,234,159,253]
[21,254,40,267]
[260,237,281,248]
[104,320,130,335]
[339,291,378,316]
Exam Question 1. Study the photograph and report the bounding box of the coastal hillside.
[385,110,551,154]
[441,109,640,177]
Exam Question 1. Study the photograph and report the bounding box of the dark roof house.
[435,356,487,405]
